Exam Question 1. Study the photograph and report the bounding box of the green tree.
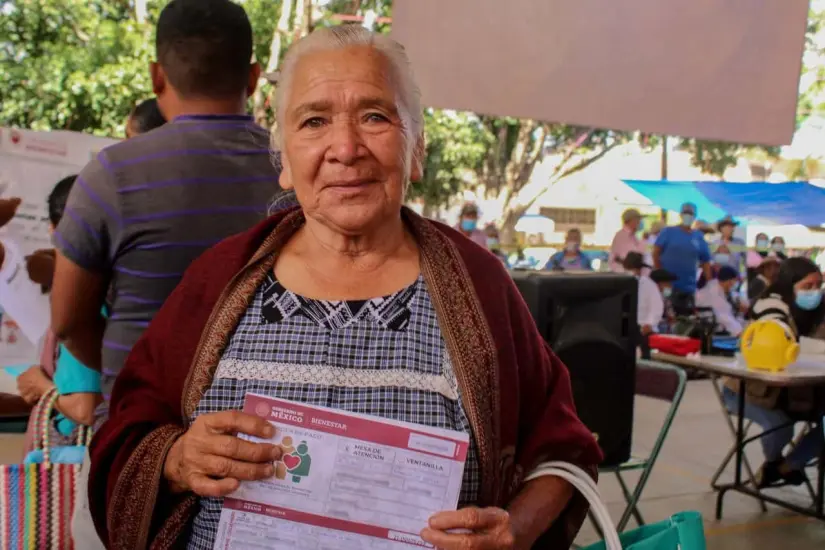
[408,109,491,216]
[474,119,626,242]
[0,0,158,137]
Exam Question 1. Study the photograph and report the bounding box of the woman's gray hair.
[272,25,424,150]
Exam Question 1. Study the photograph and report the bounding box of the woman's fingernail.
[264,425,275,437]
[265,465,275,477]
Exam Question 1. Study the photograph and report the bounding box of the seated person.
[695,265,744,336]
[747,253,781,304]
[545,228,593,271]
[723,257,825,487]
[623,252,663,336]
[650,268,678,333]
[13,176,103,452]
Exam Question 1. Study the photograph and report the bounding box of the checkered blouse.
[186,274,481,549]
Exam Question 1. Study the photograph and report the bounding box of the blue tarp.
[622,180,825,226]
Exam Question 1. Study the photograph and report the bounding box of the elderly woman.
[89,27,601,550]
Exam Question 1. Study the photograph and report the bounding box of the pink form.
[213,393,469,550]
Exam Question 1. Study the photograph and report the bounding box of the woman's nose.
[326,119,363,165]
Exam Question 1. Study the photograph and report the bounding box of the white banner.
[392,0,810,146]
[0,127,118,369]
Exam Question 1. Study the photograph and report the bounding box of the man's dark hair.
[156,0,254,98]
[48,175,77,226]
[129,98,166,135]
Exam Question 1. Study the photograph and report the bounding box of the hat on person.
[622,251,650,271]
[650,268,678,283]
[717,265,739,282]
[622,208,642,224]
[716,215,739,230]
[680,202,697,215]
[694,220,715,234]
[460,203,479,217]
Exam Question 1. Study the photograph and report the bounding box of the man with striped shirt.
[51,0,282,402]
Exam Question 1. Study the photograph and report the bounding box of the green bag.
[581,511,707,550]
[522,462,706,550]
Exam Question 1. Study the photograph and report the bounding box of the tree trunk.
[135,0,148,23]
[292,0,311,41]
[498,209,523,247]
[253,0,296,127]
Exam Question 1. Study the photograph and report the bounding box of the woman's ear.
[279,159,294,191]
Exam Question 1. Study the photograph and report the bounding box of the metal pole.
[660,136,668,220]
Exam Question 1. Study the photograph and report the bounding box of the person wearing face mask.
[695,266,744,336]
[712,216,745,273]
[483,224,508,264]
[722,257,825,488]
[746,232,772,291]
[754,233,770,256]
[609,208,646,272]
[770,236,788,261]
[545,228,593,271]
[653,202,713,314]
[455,203,488,248]
[623,252,662,337]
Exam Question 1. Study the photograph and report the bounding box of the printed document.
[213,394,469,549]
[0,237,49,345]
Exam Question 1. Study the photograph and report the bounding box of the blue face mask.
[714,253,731,266]
[795,289,823,311]
[756,239,769,250]
[486,238,499,249]
[460,219,477,232]
[680,213,695,227]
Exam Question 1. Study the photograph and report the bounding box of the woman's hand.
[26,248,56,287]
[0,197,21,228]
[421,507,516,549]
[17,366,54,405]
[163,410,283,498]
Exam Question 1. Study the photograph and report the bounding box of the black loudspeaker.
[510,271,637,467]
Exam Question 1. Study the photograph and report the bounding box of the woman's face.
[279,46,421,235]
[794,272,822,292]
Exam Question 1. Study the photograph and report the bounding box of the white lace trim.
[215,359,460,401]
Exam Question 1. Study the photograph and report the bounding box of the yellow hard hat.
[740,319,799,372]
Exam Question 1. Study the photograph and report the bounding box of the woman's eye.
[301,117,325,129]
[364,112,389,123]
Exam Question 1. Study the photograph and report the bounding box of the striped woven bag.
[0,388,93,549]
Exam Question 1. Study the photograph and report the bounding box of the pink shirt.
[609,226,646,272]
[456,225,489,248]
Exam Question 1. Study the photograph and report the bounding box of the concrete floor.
[575,379,825,549]
[2,380,824,548]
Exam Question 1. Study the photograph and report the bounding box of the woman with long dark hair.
[724,257,825,487]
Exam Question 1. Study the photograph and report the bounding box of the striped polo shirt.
[55,114,282,395]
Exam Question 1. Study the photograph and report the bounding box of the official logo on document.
[273,435,312,483]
